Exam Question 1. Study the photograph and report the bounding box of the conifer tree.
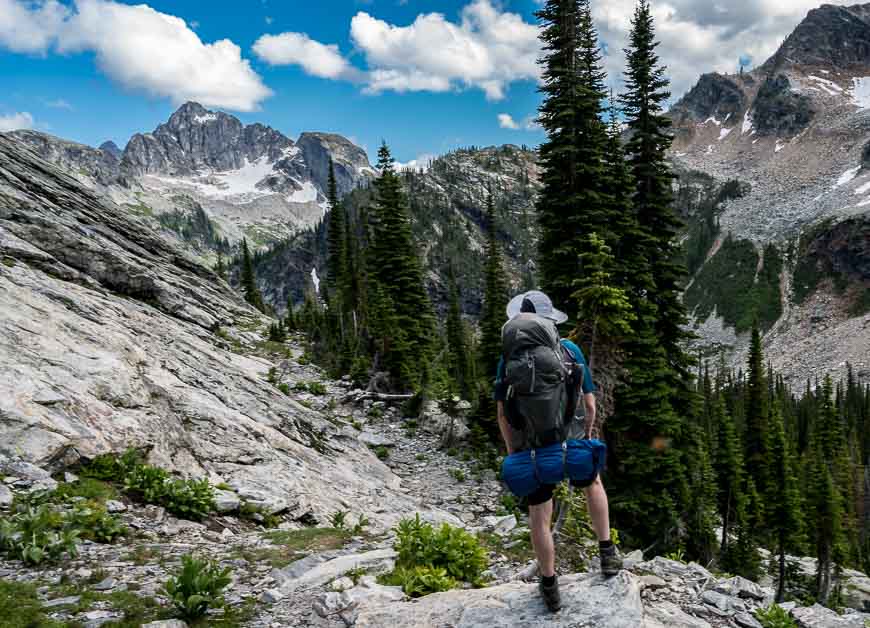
[744,325,769,491]
[571,232,635,371]
[367,142,435,390]
[808,444,845,604]
[712,394,744,552]
[478,191,508,379]
[215,251,227,281]
[620,0,693,408]
[766,401,805,602]
[240,238,266,313]
[284,294,296,331]
[683,424,719,564]
[536,0,611,312]
[446,272,471,400]
[326,159,348,292]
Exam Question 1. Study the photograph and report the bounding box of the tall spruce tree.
[766,400,805,602]
[536,0,611,313]
[478,192,508,380]
[367,143,435,391]
[214,251,227,282]
[713,394,744,552]
[744,325,769,492]
[571,232,635,372]
[446,272,472,400]
[620,0,693,414]
[326,159,347,293]
[240,238,266,313]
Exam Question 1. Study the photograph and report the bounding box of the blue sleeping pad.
[501,439,607,497]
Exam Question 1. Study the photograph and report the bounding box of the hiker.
[494,290,622,613]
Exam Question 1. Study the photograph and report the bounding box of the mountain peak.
[763,2,870,71]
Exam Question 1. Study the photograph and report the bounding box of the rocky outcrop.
[297,132,371,198]
[0,134,438,529]
[764,3,870,72]
[8,129,122,187]
[670,73,749,125]
[99,140,123,161]
[752,74,815,137]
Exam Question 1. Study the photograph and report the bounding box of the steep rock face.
[752,74,815,136]
[8,130,122,187]
[98,140,122,160]
[298,132,372,198]
[0,134,431,529]
[670,73,749,125]
[122,102,293,176]
[765,3,870,71]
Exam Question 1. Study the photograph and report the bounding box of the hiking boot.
[600,544,623,577]
[539,576,561,612]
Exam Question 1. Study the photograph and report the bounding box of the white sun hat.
[506,290,568,324]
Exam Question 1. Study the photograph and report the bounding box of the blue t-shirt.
[494,339,595,401]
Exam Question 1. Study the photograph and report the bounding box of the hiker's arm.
[496,401,514,455]
[584,393,596,438]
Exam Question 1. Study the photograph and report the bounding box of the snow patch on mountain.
[808,74,844,95]
[287,180,318,204]
[852,77,870,108]
[835,166,861,188]
[193,113,218,124]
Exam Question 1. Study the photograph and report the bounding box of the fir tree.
[240,238,266,313]
[712,394,744,553]
[214,251,227,281]
[367,143,436,391]
[683,424,719,564]
[536,0,611,313]
[620,0,693,412]
[478,191,508,380]
[744,324,768,492]
[446,272,472,400]
[766,401,805,602]
[571,232,635,371]
[284,294,296,331]
[326,159,348,292]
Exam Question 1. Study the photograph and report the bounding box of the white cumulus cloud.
[593,0,863,101]
[0,0,271,111]
[253,32,356,79]
[255,0,541,100]
[498,113,519,129]
[0,111,34,132]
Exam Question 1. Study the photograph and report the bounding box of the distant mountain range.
[7,102,373,247]
[668,1,870,384]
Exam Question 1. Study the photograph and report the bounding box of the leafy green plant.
[391,514,488,587]
[352,514,371,535]
[124,464,215,521]
[345,567,367,585]
[81,448,142,481]
[755,604,797,628]
[68,501,126,543]
[330,510,349,530]
[665,548,686,563]
[449,469,466,483]
[0,504,80,565]
[124,464,170,503]
[367,406,384,419]
[382,565,457,598]
[163,554,232,621]
[278,383,291,395]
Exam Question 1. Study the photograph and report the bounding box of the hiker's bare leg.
[530,499,556,577]
[584,476,611,542]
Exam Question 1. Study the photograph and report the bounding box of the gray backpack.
[501,315,570,448]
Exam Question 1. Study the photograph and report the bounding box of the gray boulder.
[354,572,651,627]
[791,604,870,627]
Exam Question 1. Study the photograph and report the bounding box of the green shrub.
[278,383,291,395]
[381,565,457,598]
[330,510,349,530]
[125,465,215,521]
[0,580,59,628]
[0,504,80,565]
[81,448,142,481]
[367,406,384,419]
[352,514,371,535]
[67,501,126,543]
[374,446,390,460]
[755,604,797,628]
[393,514,488,586]
[163,554,232,621]
[52,477,118,503]
[449,469,466,483]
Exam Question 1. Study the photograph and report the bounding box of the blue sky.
[0,0,547,163]
[0,0,844,163]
